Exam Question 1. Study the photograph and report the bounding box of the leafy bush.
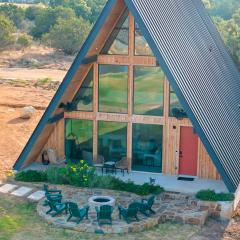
[0,15,15,50]
[0,4,25,29]
[46,167,69,185]
[15,160,164,196]
[43,16,91,54]
[16,34,32,49]
[30,6,76,38]
[196,189,234,201]
[15,170,47,182]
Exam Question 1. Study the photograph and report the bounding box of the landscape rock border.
[36,186,223,234]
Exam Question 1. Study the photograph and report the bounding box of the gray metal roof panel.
[126,0,240,191]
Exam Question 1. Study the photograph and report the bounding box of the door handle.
[179,151,183,158]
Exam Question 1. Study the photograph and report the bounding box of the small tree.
[17,33,32,49]
[30,6,76,38]
[43,17,91,55]
[0,15,15,50]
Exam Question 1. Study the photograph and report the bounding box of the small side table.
[103,161,116,174]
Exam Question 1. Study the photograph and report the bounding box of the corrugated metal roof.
[125,0,240,191]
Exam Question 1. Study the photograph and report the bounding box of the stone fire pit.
[88,195,115,208]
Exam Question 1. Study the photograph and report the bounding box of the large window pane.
[135,22,153,56]
[132,124,163,173]
[65,119,93,165]
[99,64,128,113]
[98,121,127,162]
[101,10,129,55]
[71,68,93,112]
[169,86,188,118]
[134,66,164,116]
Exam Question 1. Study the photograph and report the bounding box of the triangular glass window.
[71,67,93,112]
[135,22,154,56]
[169,86,188,118]
[101,10,129,55]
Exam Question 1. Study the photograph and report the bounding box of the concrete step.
[27,190,45,202]
[0,184,18,193]
[11,186,33,197]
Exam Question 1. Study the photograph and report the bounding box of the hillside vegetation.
[0,0,239,68]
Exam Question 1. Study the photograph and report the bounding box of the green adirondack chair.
[95,205,113,225]
[118,202,140,224]
[43,184,62,195]
[43,184,62,206]
[67,202,89,224]
[46,200,68,217]
[138,195,156,216]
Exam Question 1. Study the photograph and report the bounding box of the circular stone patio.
[37,186,218,234]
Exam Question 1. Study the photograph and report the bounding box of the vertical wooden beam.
[129,12,135,59]
[127,122,133,170]
[162,77,170,175]
[93,63,99,163]
[127,12,135,170]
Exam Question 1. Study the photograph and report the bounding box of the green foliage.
[209,0,240,20]
[15,170,47,182]
[196,189,234,201]
[213,10,240,69]
[43,16,91,54]
[15,161,164,196]
[0,15,15,50]
[25,6,45,21]
[30,6,76,38]
[46,167,69,184]
[0,4,25,29]
[17,33,32,48]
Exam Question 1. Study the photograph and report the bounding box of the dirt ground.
[0,46,69,176]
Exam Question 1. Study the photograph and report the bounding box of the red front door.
[179,126,198,176]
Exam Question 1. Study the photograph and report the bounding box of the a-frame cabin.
[14,0,240,192]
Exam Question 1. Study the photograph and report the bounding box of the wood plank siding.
[34,7,220,180]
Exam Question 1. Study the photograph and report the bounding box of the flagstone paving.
[0,183,17,193]
[11,186,33,197]
[37,186,221,234]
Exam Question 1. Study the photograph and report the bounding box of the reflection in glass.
[71,68,93,112]
[132,124,163,173]
[135,22,153,56]
[169,86,188,118]
[65,119,93,165]
[99,64,128,113]
[101,10,129,55]
[98,121,127,162]
[134,66,164,116]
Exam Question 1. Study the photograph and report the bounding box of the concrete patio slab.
[111,171,229,194]
[0,184,18,193]
[27,191,45,201]
[25,163,229,194]
[11,186,32,197]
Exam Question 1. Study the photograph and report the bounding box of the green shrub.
[15,170,47,182]
[196,189,234,201]
[88,175,164,196]
[15,161,164,196]
[46,167,69,185]
[17,34,32,49]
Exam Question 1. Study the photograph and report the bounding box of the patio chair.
[95,205,113,225]
[115,157,129,176]
[137,195,156,216]
[46,200,68,217]
[43,184,62,195]
[93,154,105,174]
[118,202,140,224]
[46,193,62,203]
[67,202,89,224]
[43,184,62,206]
